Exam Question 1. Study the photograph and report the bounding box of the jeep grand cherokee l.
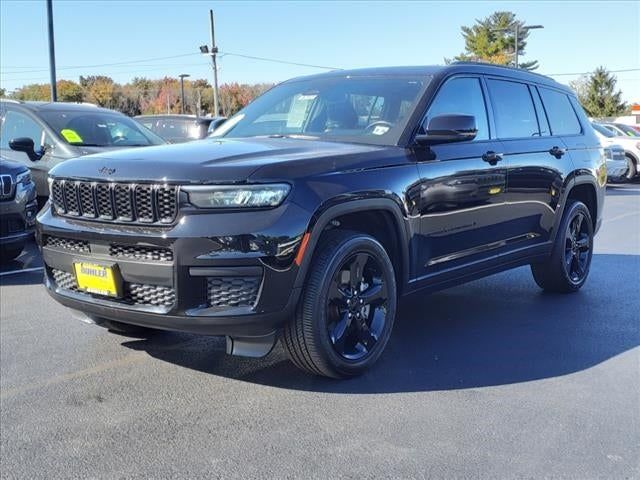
[37,64,605,378]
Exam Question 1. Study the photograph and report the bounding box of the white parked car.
[600,122,640,138]
[592,123,640,181]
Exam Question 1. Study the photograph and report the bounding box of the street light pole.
[46,0,57,101]
[209,10,220,116]
[179,74,190,114]
[514,24,543,68]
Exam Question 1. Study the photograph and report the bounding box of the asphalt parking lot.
[1,185,639,479]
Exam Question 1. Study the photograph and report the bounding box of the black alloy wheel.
[326,252,389,361]
[564,212,591,284]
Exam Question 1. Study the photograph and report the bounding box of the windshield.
[614,123,640,137]
[40,110,165,147]
[592,123,615,137]
[213,75,430,146]
[136,117,206,143]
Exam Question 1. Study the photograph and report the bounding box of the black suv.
[37,64,605,378]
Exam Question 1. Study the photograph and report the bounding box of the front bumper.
[0,181,38,246]
[606,159,628,180]
[37,202,310,336]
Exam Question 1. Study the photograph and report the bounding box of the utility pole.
[179,74,190,114]
[209,10,220,116]
[46,0,57,101]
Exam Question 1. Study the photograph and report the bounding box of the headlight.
[183,184,290,209]
[16,170,32,186]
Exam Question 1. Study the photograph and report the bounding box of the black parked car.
[0,156,37,262]
[135,114,227,143]
[0,100,165,202]
[37,63,605,378]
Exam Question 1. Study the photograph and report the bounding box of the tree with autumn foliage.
[453,11,539,70]
[9,76,273,117]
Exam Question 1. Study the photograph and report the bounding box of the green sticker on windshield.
[60,129,83,144]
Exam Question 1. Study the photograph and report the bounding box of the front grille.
[51,269,175,308]
[44,236,90,253]
[109,244,173,262]
[207,277,261,308]
[0,174,15,200]
[50,179,178,225]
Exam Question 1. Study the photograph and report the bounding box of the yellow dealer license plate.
[73,262,122,298]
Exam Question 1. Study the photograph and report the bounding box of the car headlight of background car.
[15,170,32,187]
[183,184,290,208]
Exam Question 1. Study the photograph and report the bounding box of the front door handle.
[549,146,567,158]
[482,151,504,166]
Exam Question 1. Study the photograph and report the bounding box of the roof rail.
[0,98,22,104]
[449,61,558,82]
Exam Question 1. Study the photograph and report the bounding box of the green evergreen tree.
[577,67,627,117]
[453,11,538,70]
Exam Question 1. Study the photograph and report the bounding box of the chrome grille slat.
[0,174,15,200]
[134,185,154,223]
[51,179,178,225]
[114,184,133,221]
[64,181,80,215]
[78,182,96,217]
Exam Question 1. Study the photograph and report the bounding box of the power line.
[218,51,340,70]
[545,67,640,76]
[0,50,340,76]
[0,53,201,75]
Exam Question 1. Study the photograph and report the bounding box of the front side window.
[0,110,44,148]
[213,75,429,146]
[486,79,539,139]
[539,88,582,136]
[425,77,489,141]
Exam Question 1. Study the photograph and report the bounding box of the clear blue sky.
[1,0,639,101]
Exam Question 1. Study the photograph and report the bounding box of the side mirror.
[9,137,44,162]
[207,118,227,134]
[415,114,477,146]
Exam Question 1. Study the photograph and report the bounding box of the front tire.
[531,200,594,293]
[624,154,637,181]
[283,230,397,378]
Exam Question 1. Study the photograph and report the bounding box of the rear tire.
[282,230,397,378]
[531,200,594,293]
[92,317,156,337]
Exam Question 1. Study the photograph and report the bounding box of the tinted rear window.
[486,79,539,139]
[538,88,582,136]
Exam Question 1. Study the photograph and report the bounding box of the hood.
[0,158,29,177]
[49,137,393,184]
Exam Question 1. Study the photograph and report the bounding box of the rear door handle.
[549,146,567,158]
[482,151,504,165]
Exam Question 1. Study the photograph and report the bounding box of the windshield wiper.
[266,134,318,140]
